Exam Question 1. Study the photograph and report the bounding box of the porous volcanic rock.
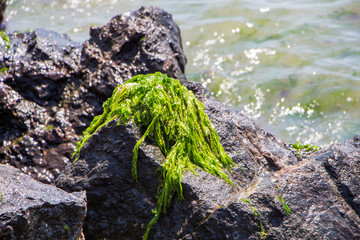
[0,164,86,239]
[0,29,83,183]
[0,6,186,183]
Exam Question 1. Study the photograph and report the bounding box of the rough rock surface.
[2,5,360,240]
[0,164,86,239]
[0,6,186,183]
[81,6,187,99]
[56,122,164,240]
[57,80,360,239]
[0,0,5,30]
[0,29,82,183]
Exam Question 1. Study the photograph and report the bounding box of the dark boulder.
[0,6,186,183]
[81,6,187,100]
[0,164,86,239]
[2,4,360,240]
[0,0,5,30]
[266,135,360,239]
[56,122,164,240]
[56,81,360,239]
[0,29,84,183]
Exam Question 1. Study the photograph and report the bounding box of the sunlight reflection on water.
[4,0,360,146]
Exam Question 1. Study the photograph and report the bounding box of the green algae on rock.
[73,72,235,239]
[0,31,10,49]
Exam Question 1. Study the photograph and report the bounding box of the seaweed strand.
[73,72,235,239]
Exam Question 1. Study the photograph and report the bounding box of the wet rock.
[55,81,293,239]
[81,6,187,100]
[2,4,359,240]
[0,0,5,30]
[268,137,360,239]
[56,81,360,240]
[0,6,186,183]
[0,164,86,240]
[56,122,163,240]
[0,30,83,183]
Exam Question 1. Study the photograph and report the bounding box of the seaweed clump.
[73,72,235,239]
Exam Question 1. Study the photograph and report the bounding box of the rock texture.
[0,29,82,183]
[0,164,86,239]
[57,80,360,239]
[56,122,163,240]
[81,6,187,99]
[0,0,5,30]
[2,5,360,240]
[0,6,186,183]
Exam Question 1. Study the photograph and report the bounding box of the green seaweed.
[63,224,70,231]
[292,141,319,151]
[0,67,7,74]
[73,72,235,239]
[277,195,291,216]
[0,192,4,204]
[0,31,10,50]
[292,141,320,157]
[241,199,266,238]
[43,124,54,131]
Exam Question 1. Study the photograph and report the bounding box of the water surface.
[4,0,360,146]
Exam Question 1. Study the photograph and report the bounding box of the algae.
[73,72,235,239]
[0,31,10,50]
[241,198,266,239]
[0,67,7,74]
[277,195,291,216]
[63,224,70,231]
[292,141,320,152]
[292,141,320,158]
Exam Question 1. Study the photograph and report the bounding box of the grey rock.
[267,136,360,239]
[56,81,360,239]
[0,6,186,183]
[0,164,86,240]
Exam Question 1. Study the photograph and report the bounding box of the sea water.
[4,0,360,146]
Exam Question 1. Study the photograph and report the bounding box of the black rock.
[2,5,360,240]
[0,29,83,183]
[0,0,5,30]
[81,6,187,99]
[0,164,86,240]
[56,122,163,239]
[0,6,186,183]
[54,81,289,239]
[56,80,360,239]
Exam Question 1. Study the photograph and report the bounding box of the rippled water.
[4,0,360,146]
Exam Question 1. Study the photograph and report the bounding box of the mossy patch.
[0,31,11,50]
[0,67,7,74]
[73,72,235,239]
[277,195,291,216]
[241,198,266,239]
[292,141,320,158]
